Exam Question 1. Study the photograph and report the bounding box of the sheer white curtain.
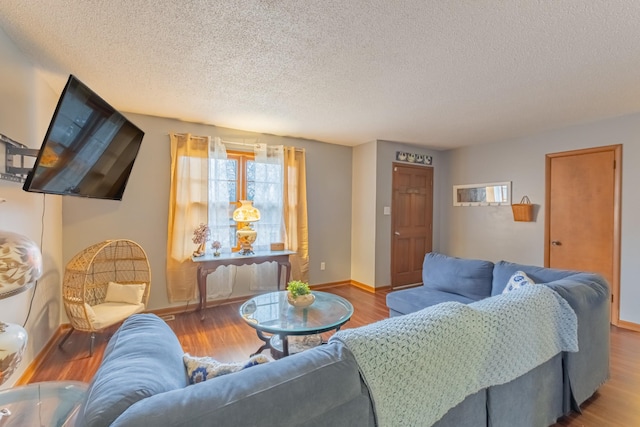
[250,144,286,290]
[205,137,236,299]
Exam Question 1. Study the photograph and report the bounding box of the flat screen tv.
[23,75,144,200]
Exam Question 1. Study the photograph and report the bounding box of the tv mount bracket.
[0,133,38,183]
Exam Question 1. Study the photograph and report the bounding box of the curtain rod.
[169,133,304,151]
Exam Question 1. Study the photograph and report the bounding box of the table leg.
[197,267,207,321]
[277,259,292,290]
[282,334,289,357]
[252,329,272,357]
[198,266,219,321]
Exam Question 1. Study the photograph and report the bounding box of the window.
[208,148,285,253]
[221,151,255,251]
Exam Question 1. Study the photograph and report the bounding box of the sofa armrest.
[111,342,374,427]
[77,314,188,427]
[546,274,610,408]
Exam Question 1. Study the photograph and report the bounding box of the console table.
[192,250,295,319]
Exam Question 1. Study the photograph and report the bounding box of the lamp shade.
[0,231,43,299]
[232,201,260,255]
[232,200,261,222]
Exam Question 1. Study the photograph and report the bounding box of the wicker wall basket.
[512,196,534,222]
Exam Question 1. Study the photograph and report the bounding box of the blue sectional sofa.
[74,252,609,427]
[387,252,611,413]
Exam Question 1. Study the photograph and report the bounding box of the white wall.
[351,141,377,286]
[441,113,640,325]
[62,113,353,309]
[0,28,63,388]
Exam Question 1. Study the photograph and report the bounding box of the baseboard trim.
[617,320,640,332]
[349,280,391,293]
[309,280,352,290]
[16,324,71,386]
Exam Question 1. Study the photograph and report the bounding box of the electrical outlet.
[320,262,326,270]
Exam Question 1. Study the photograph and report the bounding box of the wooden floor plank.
[28,285,640,426]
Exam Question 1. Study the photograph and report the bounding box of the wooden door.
[545,145,621,323]
[391,163,433,288]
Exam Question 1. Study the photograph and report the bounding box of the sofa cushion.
[502,271,535,293]
[78,313,188,427]
[386,287,476,316]
[422,252,494,301]
[492,260,580,296]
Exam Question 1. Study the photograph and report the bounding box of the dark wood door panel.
[392,163,433,288]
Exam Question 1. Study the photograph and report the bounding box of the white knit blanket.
[329,285,578,427]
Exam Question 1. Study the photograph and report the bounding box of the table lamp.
[232,201,260,255]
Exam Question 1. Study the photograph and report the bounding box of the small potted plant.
[211,240,222,257]
[286,280,315,308]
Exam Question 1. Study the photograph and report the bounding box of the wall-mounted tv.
[22,75,144,200]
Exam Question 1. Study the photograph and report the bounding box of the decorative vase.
[0,321,28,386]
[287,292,315,308]
[0,231,43,298]
[236,226,257,255]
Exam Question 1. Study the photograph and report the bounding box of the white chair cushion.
[90,302,145,330]
[105,282,146,304]
[84,303,98,324]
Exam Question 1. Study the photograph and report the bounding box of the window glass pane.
[246,160,255,201]
[246,160,255,182]
[228,182,237,201]
[229,226,237,247]
[226,159,237,180]
[247,182,255,201]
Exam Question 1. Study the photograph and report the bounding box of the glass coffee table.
[239,291,354,358]
[0,381,88,426]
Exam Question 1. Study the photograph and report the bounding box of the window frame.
[226,151,255,252]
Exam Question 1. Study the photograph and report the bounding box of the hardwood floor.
[30,285,639,427]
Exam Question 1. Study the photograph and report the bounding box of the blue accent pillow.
[502,271,535,293]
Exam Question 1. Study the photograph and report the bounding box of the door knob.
[551,241,562,246]
[394,231,400,236]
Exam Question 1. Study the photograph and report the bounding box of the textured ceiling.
[1,1,640,149]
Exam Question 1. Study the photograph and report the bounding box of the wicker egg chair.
[59,239,151,356]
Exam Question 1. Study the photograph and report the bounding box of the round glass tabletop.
[239,291,354,335]
[0,381,88,427]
